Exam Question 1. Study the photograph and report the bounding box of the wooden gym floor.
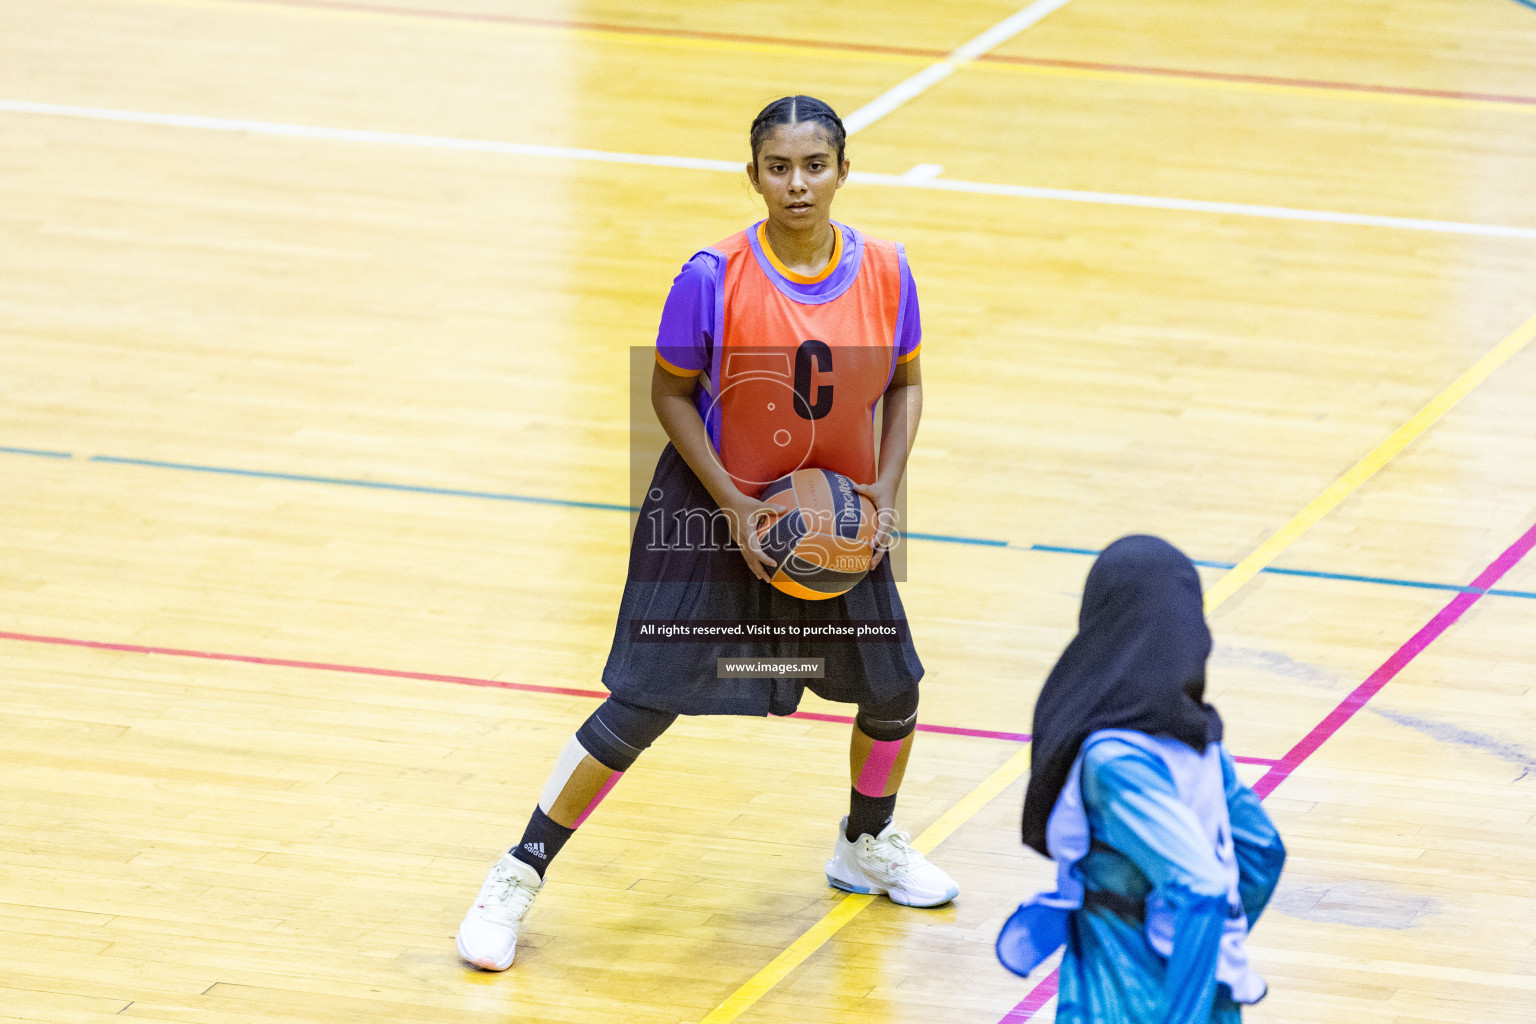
[3,0,1536,1021]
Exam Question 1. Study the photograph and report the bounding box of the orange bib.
[709,226,905,495]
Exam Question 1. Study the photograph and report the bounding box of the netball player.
[456,95,956,971]
[997,536,1286,1021]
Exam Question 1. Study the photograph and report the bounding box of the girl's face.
[748,122,849,229]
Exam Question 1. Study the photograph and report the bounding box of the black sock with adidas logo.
[510,807,574,878]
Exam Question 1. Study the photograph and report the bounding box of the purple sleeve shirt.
[897,259,921,361]
[653,227,922,374]
[654,251,723,378]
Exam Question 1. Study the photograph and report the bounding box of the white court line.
[842,0,1077,135]
[6,99,1536,241]
[901,163,945,182]
[0,99,742,173]
[848,169,1536,239]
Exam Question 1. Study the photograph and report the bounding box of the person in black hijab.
[1022,534,1223,856]
[1000,536,1285,1023]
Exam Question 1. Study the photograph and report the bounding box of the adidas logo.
[522,842,546,860]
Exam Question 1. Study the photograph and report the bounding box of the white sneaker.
[456,853,542,971]
[825,817,959,908]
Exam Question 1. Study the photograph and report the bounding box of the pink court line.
[0,630,613,700]
[0,629,1284,767]
[0,630,1277,758]
[0,630,1282,764]
[1000,971,1059,1024]
[214,0,1536,110]
[1251,517,1536,798]
[218,0,947,57]
[999,517,1536,1023]
[982,53,1536,108]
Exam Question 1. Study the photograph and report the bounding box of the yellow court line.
[965,60,1536,116]
[1202,310,1536,611]
[697,309,1536,1024]
[698,744,1034,1024]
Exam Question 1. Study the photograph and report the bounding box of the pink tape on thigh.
[854,739,903,797]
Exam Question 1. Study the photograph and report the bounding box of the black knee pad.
[576,697,677,772]
[855,685,919,742]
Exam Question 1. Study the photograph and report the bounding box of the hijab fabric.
[1021,535,1223,858]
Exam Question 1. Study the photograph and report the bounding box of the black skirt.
[601,444,924,716]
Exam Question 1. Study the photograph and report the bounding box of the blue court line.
[0,445,73,459]
[905,530,1009,547]
[86,455,638,512]
[1026,543,1536,599]
[1027,543,1104,557]
[7,446,1532,600]
[1512,0,1536,13]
